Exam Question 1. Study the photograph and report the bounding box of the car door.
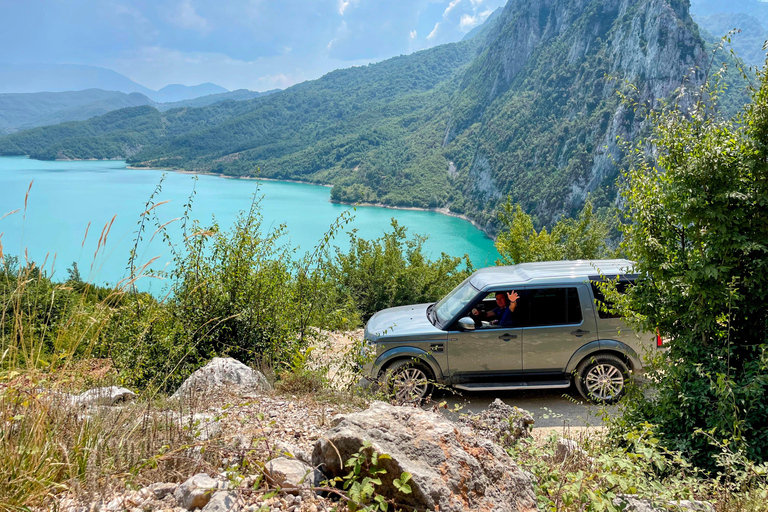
[519,285,598,375]
[446,292,523,382]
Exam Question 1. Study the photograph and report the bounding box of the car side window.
[519,287,582,327]
[590,277,635,319]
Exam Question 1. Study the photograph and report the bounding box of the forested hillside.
[0,0,717,232]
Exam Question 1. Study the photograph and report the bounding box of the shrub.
[616,57,768,466]
[326,219,472,321]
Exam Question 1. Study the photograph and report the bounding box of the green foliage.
[508,426,768,512]
[326,219,473,321]
[332,441,412,512]
[616,56,768,467]
[495,198,615,264]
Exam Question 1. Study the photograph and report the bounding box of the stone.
[149,482,178,500]
[264,457,318,493]
[175,473,219,510]
[456,398,534,446]
[201,491,241,511]
[312,401,537,512]
[613,495,715,512]
[172,358,271,400]
[72,386,136,406]
[274,441,311,464]
[553,438,588,463]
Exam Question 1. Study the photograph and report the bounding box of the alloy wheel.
[585,363,624,401]
[391,367,429,402]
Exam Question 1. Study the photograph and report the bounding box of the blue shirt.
[492,305,515,327]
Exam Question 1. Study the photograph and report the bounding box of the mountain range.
[0,88,278,135]
[0,63,230,102]
[690,0,768,67]
[0,0,729,233]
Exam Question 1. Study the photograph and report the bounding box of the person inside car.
[471,290,519,327]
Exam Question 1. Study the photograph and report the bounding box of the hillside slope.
[0,0,709,231]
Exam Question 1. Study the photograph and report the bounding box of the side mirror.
[458,317,475,331]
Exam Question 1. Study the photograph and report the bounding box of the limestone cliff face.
[446,0,707,231]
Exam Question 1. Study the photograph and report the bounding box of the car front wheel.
[384,359,433,403]
[575,354,629,404]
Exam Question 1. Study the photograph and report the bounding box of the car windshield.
[434,278,479,325]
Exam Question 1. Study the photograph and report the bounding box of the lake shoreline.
[126,165,494,240]
[331,199,494,241]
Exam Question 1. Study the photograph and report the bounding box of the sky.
[0,0,507,92]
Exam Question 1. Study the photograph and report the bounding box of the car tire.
[384,359,434,403]
[575,354,629,404]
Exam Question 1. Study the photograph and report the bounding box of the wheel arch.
[373,347,441,381]
[565,340,640,375]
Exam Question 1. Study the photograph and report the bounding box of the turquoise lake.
[0,157,499,292]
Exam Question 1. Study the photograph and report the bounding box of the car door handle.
[498,334,518,341]
[570,329,590,337]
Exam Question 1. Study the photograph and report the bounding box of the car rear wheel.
[575,354,629,404]
[384,359,433,403]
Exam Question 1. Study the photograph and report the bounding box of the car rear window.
[590,276,636,319]
[518,287,582,327]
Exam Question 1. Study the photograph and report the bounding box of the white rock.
[175,473,219,510]
[201,491,241,511]
[172,358,271,400]
[72,386,136,407]
[264,457,316,493]
[553,438,589,463]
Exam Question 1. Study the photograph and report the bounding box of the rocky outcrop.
[172,357,270,400]
[312,401,537,512]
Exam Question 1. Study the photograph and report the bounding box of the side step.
[453,380,571,392]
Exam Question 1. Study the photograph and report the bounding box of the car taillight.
[656,328,663,347]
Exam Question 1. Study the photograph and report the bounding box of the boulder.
[175,473,219,510]
[72,386,136,406]
[264,457,319,493]
[456,398,534,446]
[201,491,241,511]
[613,495,715,512]
[172,358,270,400]
[312,401,537,512]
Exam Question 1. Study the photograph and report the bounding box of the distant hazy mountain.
[151,83,229,103]
[691,0,768,67]
[0,63,155,95]
[0,63,230,102]
[156,89,279,111]
[0,88,276,134]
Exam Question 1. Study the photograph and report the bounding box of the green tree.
[327,220,472,321]
[617,63,768,466]
[495,199,613,264]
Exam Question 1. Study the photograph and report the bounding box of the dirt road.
[437,387,618,428]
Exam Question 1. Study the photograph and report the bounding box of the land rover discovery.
[362,259,659,403]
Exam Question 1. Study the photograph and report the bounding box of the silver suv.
[362,259,659,403]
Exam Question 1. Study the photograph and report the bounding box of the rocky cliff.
[444,0,707,230]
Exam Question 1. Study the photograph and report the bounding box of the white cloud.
[409,30,417,39]
[174,0,210,34]
[338,0,360,15]
[443,0,462,16]
[459,13,477,30]
[426,22,440,40]
[327,20,349,50]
